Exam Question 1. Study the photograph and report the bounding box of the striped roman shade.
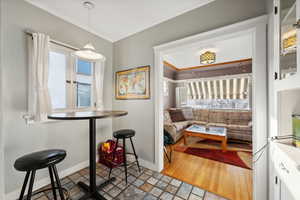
[186,75,251,100]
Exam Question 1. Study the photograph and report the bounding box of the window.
[77,59,92,75]
[48,44,95,111]
[184,75,251,110]
[76,59,93,108]
[186,99,250,110]
[48,51,67,109]
[163,80,169,96]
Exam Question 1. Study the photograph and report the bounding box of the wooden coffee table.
[183,124,227,152]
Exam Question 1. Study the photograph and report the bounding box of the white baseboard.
[139,159,157,171]
[5,160,89,200]
[5,158,157,200]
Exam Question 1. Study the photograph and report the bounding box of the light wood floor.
[162,139,253,200]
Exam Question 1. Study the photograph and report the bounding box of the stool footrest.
[126,152,138,156]
[119,161,140,168]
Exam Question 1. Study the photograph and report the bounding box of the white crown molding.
[25,0,215,42]
[24,0,114,42]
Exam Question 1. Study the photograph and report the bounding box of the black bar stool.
[164,129,174,163]
[14,149,66,200]
[110,129,141,184]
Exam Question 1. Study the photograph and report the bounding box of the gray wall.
[2,0,113,194]
[113,0,266,163]
[1,0,268,195]
[163,66,176,80]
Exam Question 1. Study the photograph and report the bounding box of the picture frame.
[115,66,150,100]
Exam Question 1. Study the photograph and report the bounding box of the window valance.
[186,75,251,100]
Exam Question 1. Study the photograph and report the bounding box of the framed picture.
[115,66,150,100]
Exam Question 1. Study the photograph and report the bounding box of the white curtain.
[28,33,52,122]
[94,59,106,111]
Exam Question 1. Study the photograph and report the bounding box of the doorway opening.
[154,15,268,200]
[161,33,253,199]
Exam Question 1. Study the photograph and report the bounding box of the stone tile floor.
[30,163,227,200]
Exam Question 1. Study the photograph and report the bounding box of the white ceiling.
[163,33,253,69]
[25,0,214,42]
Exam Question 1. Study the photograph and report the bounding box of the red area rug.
[197,139,252,150]
[175,146,252,169]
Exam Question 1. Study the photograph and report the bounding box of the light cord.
[88,6,91,30]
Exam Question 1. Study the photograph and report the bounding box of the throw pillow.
[169,109,186,122]
[182,108,194,120]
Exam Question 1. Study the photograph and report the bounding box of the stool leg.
[109,138,119,179]
[52,165,65,200]
[169,145,173,162]
[18,171,30,200]
[122,138,128,184]
[108,168,112,179]
[129,137,141,172]
[48,166,57,200]
[164,145,171,163]
[26,170,36,200]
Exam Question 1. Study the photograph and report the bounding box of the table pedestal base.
[48,112,128,200]
[78,177,116,200]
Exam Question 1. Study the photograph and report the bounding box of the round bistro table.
[48,110,128,200]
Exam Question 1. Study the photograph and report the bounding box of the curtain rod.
[25,31,80,51]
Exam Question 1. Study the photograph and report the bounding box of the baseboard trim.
[139,159,157,171]
[5,160,89,200]
[6,158,157,200]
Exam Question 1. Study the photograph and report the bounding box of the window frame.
[73,58,95,111]
[48,43,96,113]
[163,80,169,97]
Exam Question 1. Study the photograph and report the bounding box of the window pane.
[163,81,169,96]
[77,59,92,75]
[76,59,93,108]
[48,51,67,109]
[77,83,91,107]
[186,99,250,110]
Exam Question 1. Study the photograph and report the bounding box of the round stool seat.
[113,129,135,139]
[14,149,66,171]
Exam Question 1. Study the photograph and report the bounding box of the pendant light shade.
[74,1,103,60]
[74,43,104,60]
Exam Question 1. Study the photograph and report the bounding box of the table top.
[48,110,128,120]
[185,124,226,136]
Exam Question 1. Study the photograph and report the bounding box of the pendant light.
[74,1,103,60]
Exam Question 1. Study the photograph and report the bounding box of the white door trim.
[0,0,4,198]
[154,15,268,200]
